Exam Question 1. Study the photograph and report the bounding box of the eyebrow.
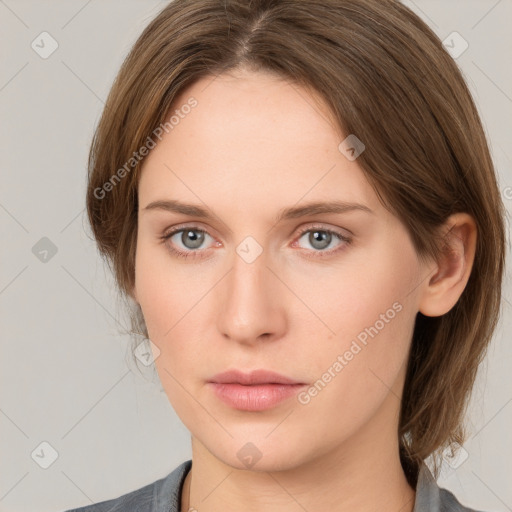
[141,199,373,225]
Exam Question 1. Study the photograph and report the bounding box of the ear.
[418,213,477,317]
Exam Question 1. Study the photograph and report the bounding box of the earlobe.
[418,213,477,317]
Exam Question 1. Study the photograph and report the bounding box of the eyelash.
[159,223,352,260]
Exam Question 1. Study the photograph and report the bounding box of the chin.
[206,435,316,473]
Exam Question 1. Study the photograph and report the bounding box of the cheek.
[291,234,420,411]
[134,236,209,339]
[134,239,219,402]
[288,233,420,348]
[134,251,203,414]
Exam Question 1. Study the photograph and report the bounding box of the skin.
[131,67,477,512]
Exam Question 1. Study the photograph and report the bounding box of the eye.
[160,226,216,259]
[292,225,352,257]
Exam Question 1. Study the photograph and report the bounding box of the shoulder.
[61,460,192,512]
[415,463,486,512]
[438,487,482,512]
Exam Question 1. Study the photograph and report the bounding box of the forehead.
[138,69,376,214]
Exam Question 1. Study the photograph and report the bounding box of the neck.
[180,393,416,512]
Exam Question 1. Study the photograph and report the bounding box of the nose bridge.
[216,243,285,343]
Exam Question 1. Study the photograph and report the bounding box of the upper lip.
[209,369,306,385]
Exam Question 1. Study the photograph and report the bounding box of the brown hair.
[86,0,506,486]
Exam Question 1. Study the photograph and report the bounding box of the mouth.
[207,369,308,411]
[208,368,306,385]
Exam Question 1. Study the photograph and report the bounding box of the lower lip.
[208,382,307,411]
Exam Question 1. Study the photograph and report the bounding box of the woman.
[64,0,506,511]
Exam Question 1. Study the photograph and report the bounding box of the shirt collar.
[160,459,470,512]
[414,462,441,512]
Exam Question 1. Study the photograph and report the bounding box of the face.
[133,67,430,472]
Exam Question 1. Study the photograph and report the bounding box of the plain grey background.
[1,1,511,511]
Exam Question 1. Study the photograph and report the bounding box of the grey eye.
[174,229,209,250]
[299,230,337,251]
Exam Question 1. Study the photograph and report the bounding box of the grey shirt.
[62,459,482,512]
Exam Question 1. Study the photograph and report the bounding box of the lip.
[209,369,305,386]
[207,369,308,411]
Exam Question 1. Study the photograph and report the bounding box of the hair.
[85,0,506,487]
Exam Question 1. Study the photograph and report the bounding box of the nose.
[216,247,287,346]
